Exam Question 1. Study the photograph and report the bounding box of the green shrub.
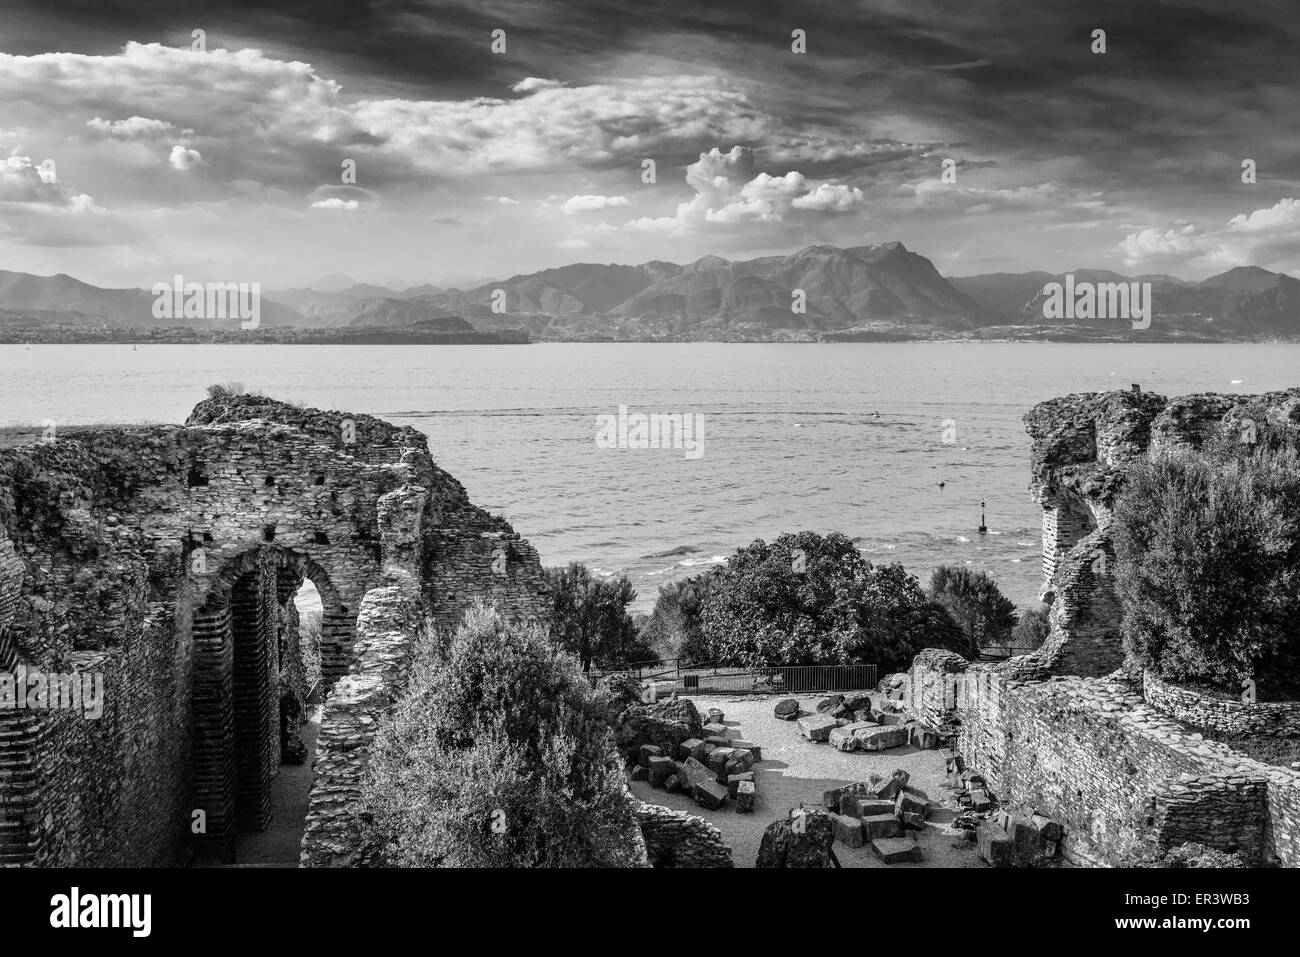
[362,602,644,867]
[927,565,1017,649]
[544,563,654,670]
[641,573,717,664]
[1010,604,1051,651]
[1113,426,1300,698]
[697,531,975,669]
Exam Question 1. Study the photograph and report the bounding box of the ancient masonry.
[905,388,1300,866]
[0,395,549,867]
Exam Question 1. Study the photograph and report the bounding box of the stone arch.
[1039,489,1099,601]
[189,544,351,862]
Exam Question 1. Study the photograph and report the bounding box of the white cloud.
[1119,199,1300,273]
[310,197,359,210]
[562,194,631,214]
[87,116,176,140]
[168,145,202,170]
[629,146,865,233]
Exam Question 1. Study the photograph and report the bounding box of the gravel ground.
[628,693,988,868]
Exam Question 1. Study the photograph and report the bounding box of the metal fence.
[587,659,877,695]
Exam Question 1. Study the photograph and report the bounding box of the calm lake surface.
[3,342,1297,612]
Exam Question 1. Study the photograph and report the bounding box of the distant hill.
[954,265,1300,337]
[0,270,302,328]
[4,247,1299,341]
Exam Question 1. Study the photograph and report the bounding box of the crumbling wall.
[1143,671,1300,737]
[0,395,549,867]
[636,802,734,868]
[1024,387,1300,677]
[907,651,1298,866]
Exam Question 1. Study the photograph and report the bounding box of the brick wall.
[907,651,1300,866]
[0,395,550,867]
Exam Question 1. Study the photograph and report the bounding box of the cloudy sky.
[1,0,1298,288]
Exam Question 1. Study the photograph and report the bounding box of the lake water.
[3,342,1297,613]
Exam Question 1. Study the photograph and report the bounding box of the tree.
[640,573,717,664]
[697,531,976,669]
[362,602,645,867]
[927,565,1017,649]
[1113,419,1300,698]
[1010,604,1051,651]
[544,563,651,671]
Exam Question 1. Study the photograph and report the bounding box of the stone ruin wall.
[0,394,550,867]
[1024,386,1300,678]
[901,387,1300,867]
[907,649,1300,866]
[636,802,734,868]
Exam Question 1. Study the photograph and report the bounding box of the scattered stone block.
[735,780,756,813]
[816,694,845,713]
[830,813,865,848]
[829,703,851,721]
[969,789,992,811]
[855,725,909,751]
[638,744,664,768]
[704,735,730,748]
[798,713,837,742]
[630,765,648,781]
[729,740,762,762]
[702,723,729,739]
[774,698,801,720]
[707,747,736,783]
[853,710,876,724]
[875,769,910,802]
[976,821,1012,866]
[843,692,873,713]
[829,726,859,751]
[896,790,930,821]
[1031,813,1063,843]
[844,796,896,818]
[648,756,678,788]
[724,748,754,779]
[677,738,706,762]
[1009,816,1042,865]
[691,778,729,811]
[706,708,725,725]
[910,724,940,749]
[878,712,909,726]
[900,811,925,830]
[679,757,713,793]
[727,771,755,798]
[871,835,921,863]
[663,774,681,793]
[861,814,902,840]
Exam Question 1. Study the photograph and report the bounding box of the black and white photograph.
[0,0,1296,935]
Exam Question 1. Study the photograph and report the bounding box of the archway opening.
[191,547,346,865]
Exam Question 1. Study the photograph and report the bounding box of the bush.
[697,531,976,669]
[362,602,644,867]
[205,381,246,399]
[544,563,654,671]
[1010,604,1051,651]
[1113,424,1300,698]
[640,573,717,664]
[927,565,1017,649]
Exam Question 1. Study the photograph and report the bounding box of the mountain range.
[3,244,1298,341]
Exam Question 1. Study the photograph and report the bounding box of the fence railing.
[587,659,877,696]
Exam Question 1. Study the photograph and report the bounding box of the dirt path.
[228,705,322,867]
[628,693,987,868]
